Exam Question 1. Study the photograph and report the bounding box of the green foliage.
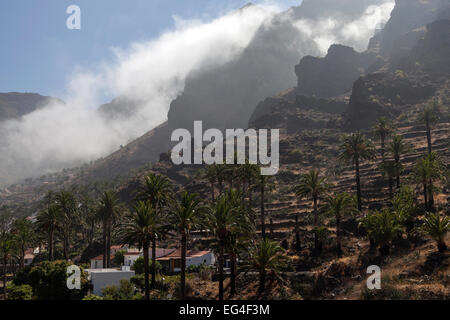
[102,279,142,300]
[112,250,126,267]
[6,283,33,300]
[131,256,161,275]
[391,186,418,225]
[421,212,449,252]
[361,209,403,254]
[13,260,89,300]
[101,279,142,300]
[82,294,103,300]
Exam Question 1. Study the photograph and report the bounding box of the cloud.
[0,1,395,185]
[293,0,394,53]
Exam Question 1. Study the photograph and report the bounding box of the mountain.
[0,92,63,122]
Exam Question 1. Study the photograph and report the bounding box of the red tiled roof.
[92,254,115,261]
[157,249,211,261]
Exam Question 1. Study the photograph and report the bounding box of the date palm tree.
[388,135,411,188]
[203,165,218,202]
[420,98,440,154]
[413,153,442,211]
[36,204,60,261]
[295,170,328,252]
[339,133,376,211]
[205,193,244,300]
[421,212,449,253]
[325,192,357,257]
[138,173,172,286]
[373,117,392,164]
[379,160,399,200]
[117,201,160,300]
[55,191,77,260]
[256,172,275,240]
[244,238,290,294]
[11,218,34,269]
[97,190,121,268]
[169,191,205,299]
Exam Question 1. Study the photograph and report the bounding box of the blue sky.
[0,0,300,99]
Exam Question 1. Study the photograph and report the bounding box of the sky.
[0,0,300,101]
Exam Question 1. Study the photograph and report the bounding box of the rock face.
[378,0,450,56]
[343,73,436,130]
[295,45,376,98]
[0,92,63,122]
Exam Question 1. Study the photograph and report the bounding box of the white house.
[157,250,216,273]
[85,268,135,296]
[123,248,176,267]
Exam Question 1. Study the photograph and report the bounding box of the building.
[85,268,135,296]
[123,248,176,267]
[157,249,215,273]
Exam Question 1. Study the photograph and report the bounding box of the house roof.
[157,249,211,261]
[91,254,115,261]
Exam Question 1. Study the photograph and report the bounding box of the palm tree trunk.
[218,240,224,301]
[269,218,274,238]
[336,216,342,257]
[438,241,447,253]
[151,238,156,289]
[49,229,54,261]
[143,243,150,300]
[3,256,7,297]
[259,268,266,294]
[211,183,215,203]
[423,183,428,210]
[428,180,435,211]
[230,251,236,296]
[20,246,25,270]
[180,231,186,299]
[295,214,301,251]
[102,221,107,268]
[355,157,362,211]
[261,181,266,239]
[313,196,319,252]
[380,138,385,164]
[388,176,393,200]
[106,222,112,268]
[426,122,432,154]
[63,236,68,260]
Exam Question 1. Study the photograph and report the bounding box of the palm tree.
[138,173,172,287]
[420,99,440,154]
[238,162,259,205]
[325,193,357,257]
[256,173,275,240]
[203,165,217,202]
[117,201,158,300]
[379,160,399,200]
[244,238,290,294]
[205,194,242,300]
[388,135,410,188]
[170,191,204,299]
[413,153,442,211]
[295,170,328,252]
[0,234,14,297]
[373,117,392,164]
[36,204,60,261]
[361,208,403,255]
[339,133,376,211]
[97,190,121,268]
[421,212,449,253]
[11,218,34,269]
[55,191,77,260]
[225,190,253,296]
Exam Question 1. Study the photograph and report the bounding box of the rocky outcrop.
[343,73,436,130]
[295,45,377,98]
[378,0,450,56]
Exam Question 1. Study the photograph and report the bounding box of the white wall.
[88,270,135,296]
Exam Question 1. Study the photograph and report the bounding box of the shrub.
[6,283,33,300]
[13,260,89,300]
[101,279,142,300]
[131,256,161,275]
